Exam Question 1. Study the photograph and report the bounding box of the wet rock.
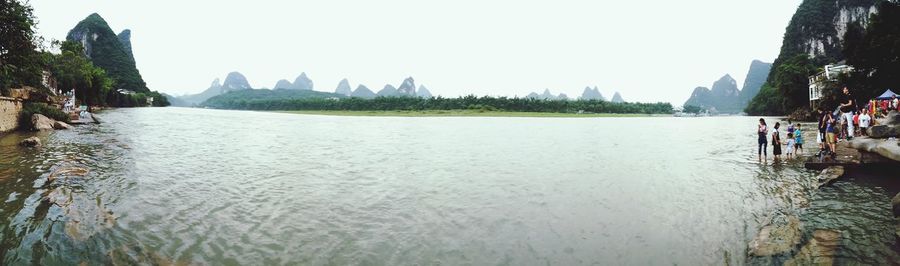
[885,110,900,125]
[31,114,55,131]
[849,138,900,162]
[817,166,844,188]
[867,125,900,138]
[749,216,802,256]
[784,229,842,266]
[48,167,89,183]
[893,193,900,218]
[19,136,41,147]
[53,121,71,130]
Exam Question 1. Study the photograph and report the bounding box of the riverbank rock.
[53,121,71,130]
[784,229,842,266]
[848,137,900,162]
[817,166,844,188]
[749,216,802,256]
[893,193,900,217]
[868,125,900,138]
[19,136,41,147]
[31,114,55,131]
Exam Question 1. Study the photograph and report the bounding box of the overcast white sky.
[30,0,801,105]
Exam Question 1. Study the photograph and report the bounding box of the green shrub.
[18,102,70,130]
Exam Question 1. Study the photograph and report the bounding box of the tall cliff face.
[739,60,773,107]
[117,29,133,60]
[782,1,879,62]
[746,0,882,115]
[67,13,148,92]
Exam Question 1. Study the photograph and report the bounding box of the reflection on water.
[0,107,897,264]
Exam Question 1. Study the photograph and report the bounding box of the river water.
[0,107,898,265]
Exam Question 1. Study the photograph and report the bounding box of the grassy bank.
[276,110,663,117]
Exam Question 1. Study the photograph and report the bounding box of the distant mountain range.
[683,60,772,114]
[173,73,437,106]
[525,87,624,102]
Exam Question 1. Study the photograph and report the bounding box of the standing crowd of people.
[757,119,804,161]
[757,87,899,162]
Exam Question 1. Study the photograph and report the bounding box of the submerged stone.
[784,229,842,266]
[53,121,71,130]
[817,166,844,188]
[19,136,41,147]
[749,216,802,256]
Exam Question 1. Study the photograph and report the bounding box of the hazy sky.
[30,0,801,105]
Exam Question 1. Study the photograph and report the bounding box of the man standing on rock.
[839,87,856,140]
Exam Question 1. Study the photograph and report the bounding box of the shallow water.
[0,107,897,265]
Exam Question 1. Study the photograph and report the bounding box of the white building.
[809,64,853,107]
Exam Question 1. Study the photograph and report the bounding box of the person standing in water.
[758,118,768,162]
[772,122,782,160]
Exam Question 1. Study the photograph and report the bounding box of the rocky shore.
[848,111,900,162]
[17,113,88,147]
[748,112,900,264]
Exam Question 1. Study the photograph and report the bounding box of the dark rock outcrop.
[20,136,41,147]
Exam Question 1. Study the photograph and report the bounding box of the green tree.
[845,1,900,101]
[47,40,113,108]
[771,54,817,112]
[682,105,702,114]
[0,0,43,94]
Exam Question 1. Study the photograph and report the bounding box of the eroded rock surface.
[749,216,803,256]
